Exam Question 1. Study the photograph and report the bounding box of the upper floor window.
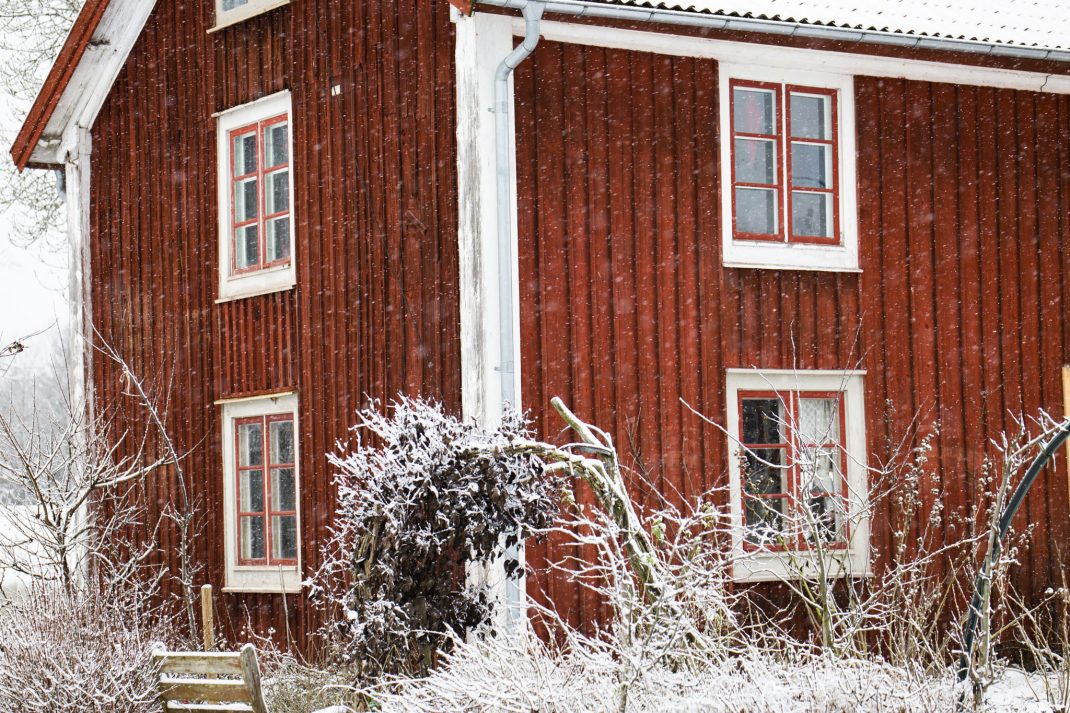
[215,0,290,29]
[725,370,869,582]
[216,92,295,301]
[719,65,858,272]
[220,391,301,592]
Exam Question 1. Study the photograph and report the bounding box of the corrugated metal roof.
[589,0,1070,50]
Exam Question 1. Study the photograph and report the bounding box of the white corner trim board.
[517,19,1070,95]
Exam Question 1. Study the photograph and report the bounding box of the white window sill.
[732,548,871,583]
[225,568,302,594]
[209,0,290,33]
[723,240,860,273]
[216,269,295,304]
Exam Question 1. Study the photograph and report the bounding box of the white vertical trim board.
[455,12,518,431]
[455,10,529,635]
[513,19,1070,95]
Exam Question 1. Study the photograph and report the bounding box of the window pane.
[238,422,263,466]
[235,225,260,269]
[800,446,840,495]
[270,419,294,464]
[272,515,298,561]
[734,138,775,185]
[240,516,265,560]
[232,132,257,176]
[799,397,840,444]
[805,495,843,544]
[235,177,259,222]
[733,87,775,135]
[743,448,786,496]
[222,0,249,10]
[271,468,296,511]
[264,123,288,168]
[267,218,291,263]
[791,143,831,189]
[239,469,264,513]
[742,398,786,444]
[792,191,832,238]
[266,170,289,215]
[791,93,831,140]
[745,498,785,544]
[735,188,778,235]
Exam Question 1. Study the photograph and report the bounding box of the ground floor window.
[725,370,869,582]
[219,391,301,592]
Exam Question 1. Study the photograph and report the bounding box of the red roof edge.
[448,0,474,16]
[10,0,112,172]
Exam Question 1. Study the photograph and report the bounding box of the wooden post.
[200,584,215,652]
[1062,366,1070,495]
[240,643,269,713]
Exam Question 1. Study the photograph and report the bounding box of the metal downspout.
[494,0,545,633]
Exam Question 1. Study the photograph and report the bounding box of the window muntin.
[234,413,297,567]
[730,80,841,246]
[228,114,291,276]
[738,390,848,550]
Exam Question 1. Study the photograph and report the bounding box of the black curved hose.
[957,419,1070,682]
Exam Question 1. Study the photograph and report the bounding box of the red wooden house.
[10,0,1070,642]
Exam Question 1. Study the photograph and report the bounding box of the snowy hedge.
[310,397,559,678]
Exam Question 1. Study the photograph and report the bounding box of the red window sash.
[738,390,849,552]
[228,113,291,276]
[235,413,298,567]
[729,80,842,247]
[785,85,840,245]
[729,79,785,242]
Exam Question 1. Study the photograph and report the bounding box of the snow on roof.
[589,0,1070,51]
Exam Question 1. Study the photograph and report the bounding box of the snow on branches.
[309,396,559,678]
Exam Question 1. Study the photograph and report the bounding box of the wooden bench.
[152,643,269,713]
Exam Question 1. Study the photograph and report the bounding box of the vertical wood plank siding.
[87,2,1070,643]
[514,44,1070,629]
[88,0,460,645]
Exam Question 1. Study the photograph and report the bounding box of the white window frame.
[719,64,859,272]
[216,91,296,302]
[212,0,290,31]
[219,391,302,593]
[725,369,869,582]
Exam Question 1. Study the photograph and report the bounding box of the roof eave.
[476,0,1070,65]
[10,0,157,172]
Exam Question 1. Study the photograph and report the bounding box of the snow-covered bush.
[0,583,169,712]
[310,397,559,678]
[359,632,963,713]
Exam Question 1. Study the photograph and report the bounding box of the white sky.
[0,93,68,361]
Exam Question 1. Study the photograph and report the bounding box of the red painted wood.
[87,0,460,647]
[516,46,1070,632]
[62,3,1070,646]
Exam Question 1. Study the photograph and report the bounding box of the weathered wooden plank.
[159,678,251,703]
[153,652,243,676]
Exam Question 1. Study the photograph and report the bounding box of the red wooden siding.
[88,0,460,646]
[514,41,1070,629]
[82,0,1070,647]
